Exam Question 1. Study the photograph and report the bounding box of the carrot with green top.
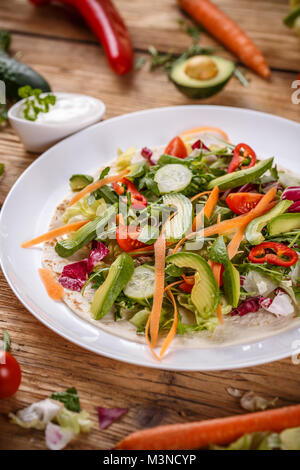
[116,404,300,450]
[178,0,271,79]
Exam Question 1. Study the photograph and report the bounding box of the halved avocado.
[268,213,300,236]
[90,253,134,320]
[169,55,235,99]
[166,252,219,322]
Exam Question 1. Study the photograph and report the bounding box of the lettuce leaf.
[63,194,107,223]
[55,407,92,434]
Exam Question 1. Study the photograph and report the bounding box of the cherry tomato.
[226,192,263,215]
[0,351,22,398]
[164,136,188,159]
[228,143,257,173]
[116,225,148,252]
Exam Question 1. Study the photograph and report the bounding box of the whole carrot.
[116,404,300,450]
[178,0,271,79]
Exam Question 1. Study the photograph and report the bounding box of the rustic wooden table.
[0,0,299,450]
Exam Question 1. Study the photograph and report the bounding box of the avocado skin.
[0,51,51,101]
[90,253,134,320]
[170,76,232,99]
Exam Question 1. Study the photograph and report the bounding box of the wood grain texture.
[0,0,300,451]
[0,0,299,71]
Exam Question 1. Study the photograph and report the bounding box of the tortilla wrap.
[42,134,300,349]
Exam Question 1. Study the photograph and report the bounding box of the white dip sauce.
[19,94,101,125]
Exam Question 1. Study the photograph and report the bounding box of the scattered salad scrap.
[284,0,300,35]
[0,331,21,399]
[115,404,300,450]
[97,407,128,430]
[22,127,300,360]
[9,387,92,450]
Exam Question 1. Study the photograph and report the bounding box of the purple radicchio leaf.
[97,407,128,430]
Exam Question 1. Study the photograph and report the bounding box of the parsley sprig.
[18,85,56,122]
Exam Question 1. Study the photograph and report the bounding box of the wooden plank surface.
[0,0,299,450]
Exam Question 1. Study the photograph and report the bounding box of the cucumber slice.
[154,163,192,194]
[162,193,193,242]
[124,265,155,301]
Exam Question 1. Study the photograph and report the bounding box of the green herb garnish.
[2,330,11,351]
[50,387,80,412]
[178,19,203,43]
[18,85,56,122]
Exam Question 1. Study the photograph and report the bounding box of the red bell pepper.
[248,242,298,267]
[113,178,147,209]
[228,143,257,173]
[29,0,133,75]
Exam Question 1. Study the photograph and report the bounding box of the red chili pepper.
[228,143,257,173]
[29,0,133,75]
[113,178,147,209]
[179,281,194,293]
[248,242,299,267]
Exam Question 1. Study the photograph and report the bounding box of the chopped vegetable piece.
[159,288,179,358]
[21,220,90,248]
[18,85,56,122]
[59,260,88,292]
[192,185,219,231]
[149,234,166,348]
[116,225,149,252]
[179,126,229,142]
[228,143,257,173]
[45,422,74,451]
[69,174,94,191]
[231,296,261,316]
[164,136,187,159]
[39,268,64,301]
[226,193,263,215]
[87,241,109,273]
[0,349,22,398]
[115,405,300,450]
[248,242,299,267]
[9,399,63,429]
[50,387,80,413]
[97,407,128,430]
[68,169,129,206]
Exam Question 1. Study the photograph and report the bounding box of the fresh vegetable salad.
[22,127,300,359]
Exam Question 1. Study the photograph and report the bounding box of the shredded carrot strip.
[68,169,129,206]
[227,225,246,260]
[21,220,90,248]
[190,191,212,202]
[192,186,219,231]
[179,126,230,142]
[159,289,178,358]
[145,315,161,361]
[164,280,182,291]
[149,234,166,348]
[38,268,64,301]
[182,274,195,285]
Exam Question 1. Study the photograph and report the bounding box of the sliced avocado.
[268,213,300,236]
[55,205,116,257]
[69,174,94,191]
[169,55,234,99]
[207,158,274,190]
[223,263,240,308]
[245,200,293,245]
[166,252,219,322]
[90,253,134,320]
[162,193,193,242]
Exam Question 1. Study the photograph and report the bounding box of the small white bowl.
[8,92,106,153]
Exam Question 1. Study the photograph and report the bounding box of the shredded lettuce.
[116,147,136,171]
[243,270,278,297]
[9,399,63,430]
[63,194,107,223]
[55,407,92,434]
[211,427,300,450]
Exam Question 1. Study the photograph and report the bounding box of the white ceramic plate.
[1,106,300,371]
